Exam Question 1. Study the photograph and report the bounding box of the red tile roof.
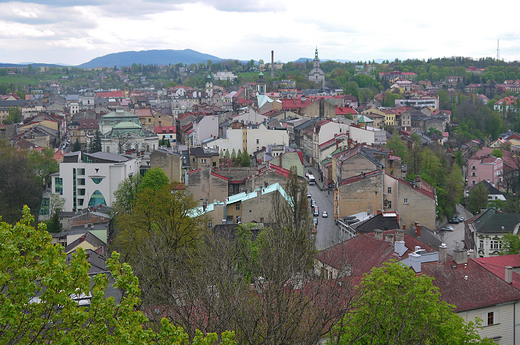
[474,254,520,290]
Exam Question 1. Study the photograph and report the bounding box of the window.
[387,201,392,209]
[403,198,408,205]
[55,177,63,195]
[471,172,476,177]
[485,311,499,326]
[201,158,207,164]
[192,158,196,162]
[472,180,476,185]
[78,189,86,196]
[490,240,501,250]
[236,204,240,210]
[77,168,85,175]
[387,187,392,194]
[256,139,259,144]
[479,240,484,249]
[77,178,85,186]
[91,177,103,184]
[78,199,84,206]
[472,166,476,170]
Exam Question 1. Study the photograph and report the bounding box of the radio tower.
[497,39,500,61]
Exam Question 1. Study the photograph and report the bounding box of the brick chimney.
[415,221,421,237]
[374,229,383,241]
[439,243,447,263]
[415,175,421,189]
[506,266,513,284]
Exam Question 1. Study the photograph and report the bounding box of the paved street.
[438,204,473,256]
[305,165,340,250]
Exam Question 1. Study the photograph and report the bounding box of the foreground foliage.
[333,262,492,345]
[0,206,235,344]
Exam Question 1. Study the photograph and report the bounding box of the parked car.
[448,218,460,224]
[457,216,465,222]
[307,192,312,198]
[313,207,319,217]
[440,225,454,231]
[322,211,328,218]
[312,218,318,233]
[311,199,316,207]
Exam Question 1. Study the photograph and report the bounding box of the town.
[2,51,520,344]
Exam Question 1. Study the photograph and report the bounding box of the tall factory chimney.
[271,50,274,78]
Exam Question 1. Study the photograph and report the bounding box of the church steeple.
[314,47,319,61]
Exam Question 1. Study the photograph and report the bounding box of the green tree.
[241,148,251,167]
[72,140,81,152]
[88,130,102,153]
[386,132,407,161]
[467,183,489,214]
[0,206,235,344]
[113,174,143,214]
[3,106,22,124]
[0,140,42,223]
[500,233,520,255]
[27,147,59,188]
[491,149,503,158]
[139,167,169,193]
[334,261,490,345]
[231,148,237,163]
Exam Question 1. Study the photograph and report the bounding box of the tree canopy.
[334,261,492,345]
[0,206,235,344]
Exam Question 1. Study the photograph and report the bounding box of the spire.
[314,47,319,61]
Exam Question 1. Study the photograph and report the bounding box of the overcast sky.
[1,0,519,66]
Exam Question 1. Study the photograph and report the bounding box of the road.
[437,204,473,256]
[303,163,342,251]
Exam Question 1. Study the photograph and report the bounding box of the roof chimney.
[374,229,383,241]
[415,221,421,237]
[453,249,468,265]
[395,229,404,242]
[439,243,447,263]
[468,249,476,260]
[409,252,422,272]
[415,175,421,189]
[394,240,407,256]
[506,266,513,284]
[384,233,394,244]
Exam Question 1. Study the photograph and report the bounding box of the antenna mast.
[497,39,500,60]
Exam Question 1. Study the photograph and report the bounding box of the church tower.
[256,72,267,94]
[308,47,326,89]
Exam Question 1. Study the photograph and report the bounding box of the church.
[308,47,326,88]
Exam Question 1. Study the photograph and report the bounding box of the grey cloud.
[1,0,284,14]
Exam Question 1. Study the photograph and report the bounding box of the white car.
[322,211,328,218]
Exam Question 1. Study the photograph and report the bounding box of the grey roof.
[351,213,400,233]
[477,180,503,196]
[84,152,130,163]
[473,208,520,234]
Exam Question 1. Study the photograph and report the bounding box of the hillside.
[77,49,222,68]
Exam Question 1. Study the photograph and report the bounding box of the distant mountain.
[293,57,356,64]
[77,49,222,68]
[0,62,67,68]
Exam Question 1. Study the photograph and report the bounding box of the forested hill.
[77,49,222,68]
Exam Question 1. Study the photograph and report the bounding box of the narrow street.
[305,165,340,251]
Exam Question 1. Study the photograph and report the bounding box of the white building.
[349,125,387,146]
[50,151,141,212]
[192,115,219,146]
[395,97,439,110]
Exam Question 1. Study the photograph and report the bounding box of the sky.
[1,0,519,66]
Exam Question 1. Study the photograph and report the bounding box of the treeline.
[387,134,465,219]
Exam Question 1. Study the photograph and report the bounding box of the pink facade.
[467,156,503,188]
